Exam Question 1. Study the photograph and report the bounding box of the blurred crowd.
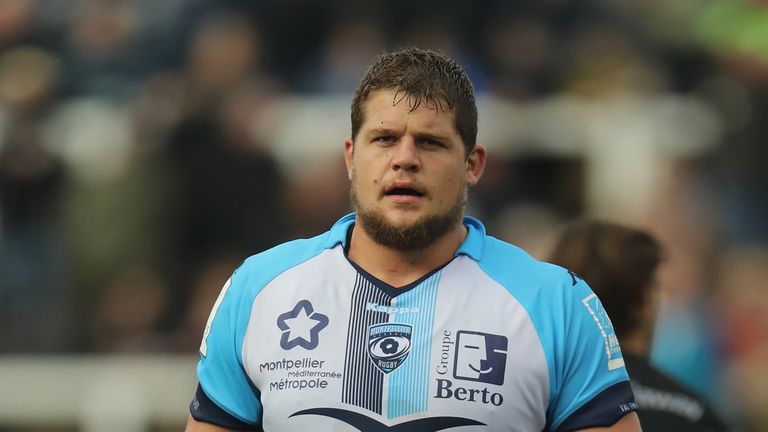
[1,0,768,430]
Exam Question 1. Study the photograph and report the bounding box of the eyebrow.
[365,128,400,137]
[365,128,452,142]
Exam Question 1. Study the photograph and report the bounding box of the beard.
[350,185,466,251]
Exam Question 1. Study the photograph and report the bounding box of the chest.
[240,260,551,431]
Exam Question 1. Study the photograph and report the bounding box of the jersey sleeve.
[190,384,262,430]
[546,269,638,431]
[194,266,263,426]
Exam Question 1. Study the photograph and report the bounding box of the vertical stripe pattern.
[341,272,391,414]
[387,270,442,419]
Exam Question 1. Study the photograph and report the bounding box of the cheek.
[350,168,378,197]
[431,174,463,206]
[436,166,465,190]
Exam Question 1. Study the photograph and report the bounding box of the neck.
[347,219,467,288]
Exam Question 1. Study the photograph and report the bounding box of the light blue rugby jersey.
[195,213,636,431]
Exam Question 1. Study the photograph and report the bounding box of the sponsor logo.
[365,301,420,315]
[582,293,624,370]
[453,331,507,385]
[367,323,412,374]
[259,357,326,372]
[433,330,506,407]
[435,330,455,375]
[567,270,582,286]
[290,408,484,431]
[260,357,344,393]
[434,379,503,406]
[276,300,329,350]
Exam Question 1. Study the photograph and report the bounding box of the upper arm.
[195,269,263,425]
[186,414,234,432]
[545,270,638,430]
[575,412,642,432]
[186,414,265,432]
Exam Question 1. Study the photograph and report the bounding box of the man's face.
[344,89,485,250]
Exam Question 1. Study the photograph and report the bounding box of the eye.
[373,135,396,145]
[419,137,445,148]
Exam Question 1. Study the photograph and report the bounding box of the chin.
[382,209,430,226]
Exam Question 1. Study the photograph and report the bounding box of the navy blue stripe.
[553,380,638,431]
[342,272,390,414]
[346,258,452,298]
[190,384,262,430]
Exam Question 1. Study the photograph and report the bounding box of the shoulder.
[198,232,335,357]
[477,235,576,300]
[218,214,353,324]
[233,232,332,293]
[473,235,634,430]
[234,213,354,285]
[459,216,574,297]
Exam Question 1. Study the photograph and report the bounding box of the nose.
[391,138,420,172]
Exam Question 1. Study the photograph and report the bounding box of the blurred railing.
[0,355,198,431]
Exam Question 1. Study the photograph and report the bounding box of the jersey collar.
[322,212,486,261]
[455,215,485,261]
[323,213,357,250]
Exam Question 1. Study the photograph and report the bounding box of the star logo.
[276,300,329,350]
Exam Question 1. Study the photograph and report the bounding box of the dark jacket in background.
[625,353,732,432]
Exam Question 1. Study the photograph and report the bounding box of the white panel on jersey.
[429,256,550,431]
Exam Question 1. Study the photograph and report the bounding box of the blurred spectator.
[297,17,386,93]
[0,0,37,48]
[701,55,768,246]
[483,12,558,100]
[159,13,287,327]
[0,45,75,352]
[180,12,265,111]
[715,246,768,431]
[644,162,724,400]
[174,257,241,352]
[89,266,171,352]
[60,0,146,97]
[549,220,733,432]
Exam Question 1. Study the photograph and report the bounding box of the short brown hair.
[350,48,478,152]
[548,220,663,339]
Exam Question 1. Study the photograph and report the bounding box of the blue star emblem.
[276,300,329,350]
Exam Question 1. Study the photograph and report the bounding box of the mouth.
[384,185,425,198]
[385,188,424,197]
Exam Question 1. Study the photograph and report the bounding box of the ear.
[344,137,354,180]
[465,144,487,186]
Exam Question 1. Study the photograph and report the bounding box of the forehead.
[359,90,458,135]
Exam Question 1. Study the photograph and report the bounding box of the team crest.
[367,323,412,373]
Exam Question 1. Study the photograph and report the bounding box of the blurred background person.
[548,220,733,432]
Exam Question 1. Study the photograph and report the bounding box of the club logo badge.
[367,323,412,373]
[453,330,508,385]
